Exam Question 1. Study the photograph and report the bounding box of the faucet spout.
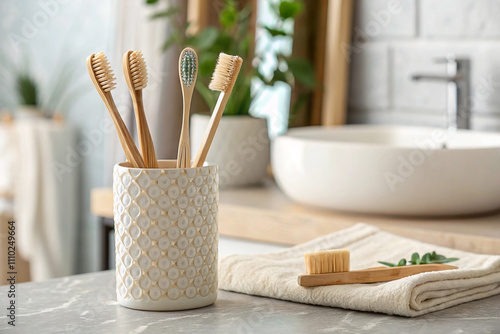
[411,74,463,82]
[410,55,470,131]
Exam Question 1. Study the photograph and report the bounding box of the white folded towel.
[219,223,500,317]
[14,119,78,281]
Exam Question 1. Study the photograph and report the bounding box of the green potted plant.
[15,73,43,119]
[0,52,82,120]
[147,0,314,187]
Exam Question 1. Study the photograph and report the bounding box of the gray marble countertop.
[2,270,500,333]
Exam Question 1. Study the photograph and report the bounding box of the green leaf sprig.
[378,251,459,267]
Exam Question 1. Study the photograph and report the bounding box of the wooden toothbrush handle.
[192,92,228,168]
[104,94,145,168]
[177,87,193,168]
[298,264,458,287]
[133,91,158,168]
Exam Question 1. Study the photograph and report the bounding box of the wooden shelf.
[91,179,500,255]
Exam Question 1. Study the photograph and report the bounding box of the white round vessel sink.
[272,125,500,216]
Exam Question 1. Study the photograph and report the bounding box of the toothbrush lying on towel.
[123,50,158,168]
[298,249,458,287]
[192,53,243,168]
[87,52,145,168]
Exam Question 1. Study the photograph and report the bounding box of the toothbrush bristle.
[180,50,197,87]
[304,249,350,275]
[91,52,116,92]
[129,51,148,90]
[209,53,243,93]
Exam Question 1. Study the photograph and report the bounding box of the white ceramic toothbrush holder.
[113,160,219,311]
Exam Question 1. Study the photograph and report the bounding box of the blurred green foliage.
[16,74,38,106]
[146,0,315,117]
[0,50,84,116]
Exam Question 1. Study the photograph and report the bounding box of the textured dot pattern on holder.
[113,164,219,302]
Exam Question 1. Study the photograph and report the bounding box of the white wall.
[348,0,500,132]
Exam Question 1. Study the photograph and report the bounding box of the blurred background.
[1,0,500,283]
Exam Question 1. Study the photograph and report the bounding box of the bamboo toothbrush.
[123,51,158,168]
[298,249,458,287]
[177,47,198,168]
[192,53,243,168]
[87,52,145,168]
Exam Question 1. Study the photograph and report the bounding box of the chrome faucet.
[411,55,471,130]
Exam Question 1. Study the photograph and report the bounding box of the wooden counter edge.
[91,188,114,219]
[90,188,500,255]
[218,204,500,255]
